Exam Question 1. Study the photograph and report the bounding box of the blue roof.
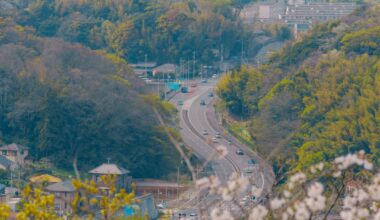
[0,183,6,192]
[0,155,12,168]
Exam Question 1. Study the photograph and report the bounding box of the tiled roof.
[46,180,75,192]
[0,155,12,168]
[153,64,176,73]
[29,174,62,183]
[0,143,29,151]
[134,179,185,188]
[89,164,129,175]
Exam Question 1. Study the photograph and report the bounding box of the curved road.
[170,79,274,218]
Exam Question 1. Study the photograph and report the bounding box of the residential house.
[0,155,12,170]
[29,174,62,186]
[46,180,75,216]
[0,143,29,167]
[152,64,177,76]
[89,163,132,192]
[114,193,158,220]
[0,183,6,203]
[130,62,157,77]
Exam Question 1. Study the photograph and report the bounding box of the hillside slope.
[0,19,179,178]
[217,4,380,174]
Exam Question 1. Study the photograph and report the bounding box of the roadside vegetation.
[217,4,380,180]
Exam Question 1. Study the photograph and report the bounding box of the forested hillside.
[217,4,380,175]
[0,18,179,178]
[0,0,257,64]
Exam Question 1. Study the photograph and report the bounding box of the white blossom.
[305,195,326,212]
[374,211,380,220]
[210,207,234,220]
[216,145,228,159]
[334,152,373,170]
[252,185,263,197]
[270,197,285,210]
[294,202,310,220]
[307,182,324,198]
[196,177,210,190]
[248,205,268,220]
[283,190,291,198]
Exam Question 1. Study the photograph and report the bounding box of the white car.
[212,138,218,143]
[202,129,208,135]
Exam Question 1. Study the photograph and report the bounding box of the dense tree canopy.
[217,4,380,173]
[0,19,179,178]
[1,0,257,64]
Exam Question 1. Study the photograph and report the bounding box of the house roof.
[0,183,6,192]
[134,179,185,188]
[153,64,176,74]
[0,155,12,168]
[89,163,129,175]
[29,174,62,184]
[129,62,157,69]
[46,180,75,192]
[0,143,29,151]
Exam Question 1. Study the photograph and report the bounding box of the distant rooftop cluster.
[240,0,358,36]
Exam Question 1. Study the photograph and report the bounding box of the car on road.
[212,138,218,143]
[202,129,208,135]
[200,99,206,105]
[236,149,244,155]
[181,87,188,93]
[191,83,197,87]
[208,92,214,97]
[212,74,217,78]
[248,159,256,165]
[179,213,187,218]
[177,100,183,106]
[190,213,197,217]
[244,167,254,174]
[201,79,208,83]
[215,132,221,138]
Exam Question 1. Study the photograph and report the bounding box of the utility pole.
[144,54,148,79]
[241,40,244,65]
[220,44,224,72]
[200,64,203,81]
[187,59,190,88]
[177,166,180,202]
[193,51,196,80]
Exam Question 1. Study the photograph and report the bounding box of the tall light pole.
[193,51,196,80]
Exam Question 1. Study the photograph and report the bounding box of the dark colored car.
[248,159,256,165]
[236,149,244,155]
[208,92,214,97]
[200,99,206,105]
[181,87,188,93]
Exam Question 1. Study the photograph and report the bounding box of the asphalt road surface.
[169,79,273,219]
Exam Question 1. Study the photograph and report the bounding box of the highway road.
[169,79,274,218]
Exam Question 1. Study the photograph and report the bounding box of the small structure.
[136,193,158,219]
[0,143,29,166]
[0,183,6,203]
[152,64,176,76]
[89,163,132,191]
[115,193,158,220]
[283,2,357,36]
[130,62,157,76]
[0,155,12,170]
[46,180,75,215]
[30,174,62,186]
[134,179,188,202]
